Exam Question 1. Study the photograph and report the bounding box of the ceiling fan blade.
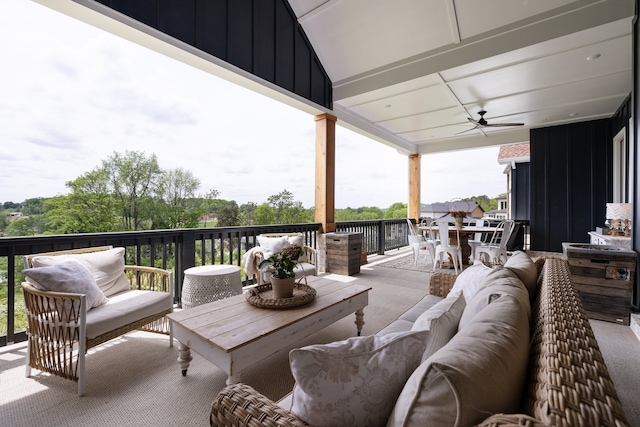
[455,126,480,135]
[482,122,524,127]
[467,117,481,125]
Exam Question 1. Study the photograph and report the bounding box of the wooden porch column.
[315,113,337,233]
[408,153,421,221]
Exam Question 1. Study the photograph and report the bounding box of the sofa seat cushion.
[31,247,130,297]
[387,292,531,427]
[290,330,430,427]
[85,290,172,339]
[397,295,443,323]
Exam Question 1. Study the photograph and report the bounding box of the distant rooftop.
[498,143,530,163]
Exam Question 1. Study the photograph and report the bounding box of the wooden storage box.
[326,232,362,276]
[562,242,636,325]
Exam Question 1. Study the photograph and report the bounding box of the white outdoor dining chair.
[467,219,490,265]
[433,221,463,274]
[406,219,432,265]
[476,220,516,265]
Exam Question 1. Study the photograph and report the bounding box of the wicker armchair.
[249,233,317,285]
[21,246,173,396]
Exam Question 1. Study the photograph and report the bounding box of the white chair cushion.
[31,247,130,297]
[85,290,172,339]
[411,292,466,361]
[289,330,430,427]
[256,235,289,258]
[23,260,108,311]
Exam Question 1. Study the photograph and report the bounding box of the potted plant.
[258,244,303,298]
[450,210,467,229]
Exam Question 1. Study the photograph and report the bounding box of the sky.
[0,0,507,210]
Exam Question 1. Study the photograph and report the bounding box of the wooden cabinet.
[563,242,636,325]
[325,232,362,276]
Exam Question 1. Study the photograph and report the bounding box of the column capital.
[315,113,337,123]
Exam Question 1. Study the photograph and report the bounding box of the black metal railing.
[0,219,411,346]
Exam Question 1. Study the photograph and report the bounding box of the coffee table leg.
[355,309,365,336]
[177,341,193,376]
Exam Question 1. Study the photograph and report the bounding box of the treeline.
[0,151,410,237]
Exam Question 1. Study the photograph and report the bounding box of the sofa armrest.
[210,383,309,427]
[428,272,457,298]
[124,265,172,295]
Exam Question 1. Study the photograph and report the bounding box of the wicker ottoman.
[181,265,242,309]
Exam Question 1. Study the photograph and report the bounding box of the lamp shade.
[606,203,632,220]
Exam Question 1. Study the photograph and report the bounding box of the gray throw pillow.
[24,260,108,311]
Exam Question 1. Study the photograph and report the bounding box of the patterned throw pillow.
[24,260,108,311]
[289,330,430,427]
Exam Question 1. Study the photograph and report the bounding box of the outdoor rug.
[376,252,459,274]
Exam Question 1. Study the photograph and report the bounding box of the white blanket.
[242,246,265,278]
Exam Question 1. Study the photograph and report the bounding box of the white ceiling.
[288,0,634,154]
[35,0,635,156]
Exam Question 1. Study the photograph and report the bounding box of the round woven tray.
[245,283,316,309]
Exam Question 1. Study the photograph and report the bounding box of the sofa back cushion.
[447,261,494,302]
[289,330,430,427]
[458,267,530,331]
[411,292,465,361]
[31,247,130,297]
[504,250,538,301]
[386,293,531,427]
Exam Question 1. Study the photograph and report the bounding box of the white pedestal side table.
[181,265,242,309]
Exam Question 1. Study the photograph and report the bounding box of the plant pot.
[271,276,295,299]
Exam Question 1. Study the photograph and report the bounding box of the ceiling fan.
[458,110,524,134]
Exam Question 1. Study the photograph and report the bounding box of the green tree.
[44,194,118,234]
[155,168,202,229]
[201,189,220,227]
[267,190,295,224]
[102,151,163,230]
[255,203,276,224]
[384,202,407,219]
[3,215,47,236]
[21,198,45,215]
[217,202,240,226]
[239,202,258,225]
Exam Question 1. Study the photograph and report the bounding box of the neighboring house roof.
[498,143,530,165]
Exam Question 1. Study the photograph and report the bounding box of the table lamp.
[606,203,632,237]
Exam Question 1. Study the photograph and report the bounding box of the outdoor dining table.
[418,225,499,265]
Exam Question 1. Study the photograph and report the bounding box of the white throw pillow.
[290,330,430,427]
[24,260,108,311]
[256,235,289,258]
[411,292,466,361]
[448,260,494,302]
[31,247,130,297]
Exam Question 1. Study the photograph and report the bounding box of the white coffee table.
[167,276,371,384]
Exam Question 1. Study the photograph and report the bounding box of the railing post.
[176,231,196,305]
[377,221,385,255]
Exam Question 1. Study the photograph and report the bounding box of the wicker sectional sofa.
[210,254,629,427]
